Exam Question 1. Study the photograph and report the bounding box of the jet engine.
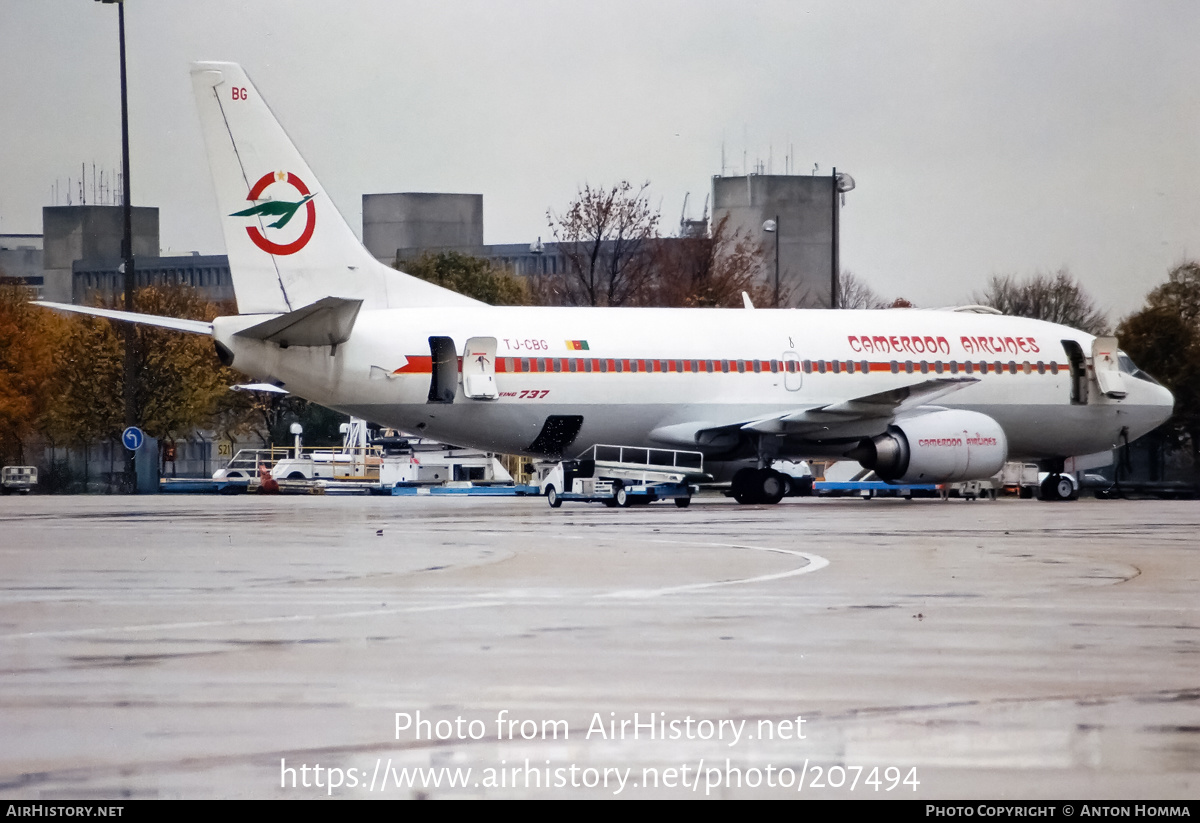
[850,410,1008,484]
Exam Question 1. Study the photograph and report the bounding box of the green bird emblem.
[230,193,317,229]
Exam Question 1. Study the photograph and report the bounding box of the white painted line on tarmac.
[602,541,829,598]
[0,600,503,641]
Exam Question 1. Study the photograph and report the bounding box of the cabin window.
[890,360,898,374]
[1036,361,1045,374]
[817,361,827,374]
[753,360,762,373]
[803,360,812,374]
[904,360,914,374]
[553,359,562,373]
[1008,360,1017,374]
[1049,362,1058,375]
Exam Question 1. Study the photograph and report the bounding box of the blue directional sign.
[121,426,145,451]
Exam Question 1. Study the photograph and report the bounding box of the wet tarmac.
[0,494,1197,798]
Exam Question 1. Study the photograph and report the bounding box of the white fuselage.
[214,306,1173,465]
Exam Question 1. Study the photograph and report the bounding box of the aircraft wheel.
[1040,475,1075,501]
[1039,476,1059,500]
[759,469,786,505]
[546,486,562,508]
[615,484,631,508]
[731,468,759,504]
[674,496,691,508]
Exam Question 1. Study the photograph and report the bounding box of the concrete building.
[42,205,159,303]
[0,234,44,297]
[363,173,847,308]
[363,193,483,263]
[72,254,235,305]
[711,173,844,308]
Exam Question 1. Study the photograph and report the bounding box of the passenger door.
[462,336,499,400]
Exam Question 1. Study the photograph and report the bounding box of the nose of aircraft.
[1150,381,1176,428]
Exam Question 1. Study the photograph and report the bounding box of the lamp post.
[96,0,138,492]
[762,216,780,307]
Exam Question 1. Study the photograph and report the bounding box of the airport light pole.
[762,217,780,307]
[96,0,138,492]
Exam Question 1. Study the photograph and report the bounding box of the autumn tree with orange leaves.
[0,283,67,463]
[39,285,246,449]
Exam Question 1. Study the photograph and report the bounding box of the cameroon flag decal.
[566,340,590,351]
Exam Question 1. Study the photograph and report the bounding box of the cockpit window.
[1118,350,1163,386]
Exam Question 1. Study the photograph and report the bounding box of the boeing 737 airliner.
[36,62,1175,504]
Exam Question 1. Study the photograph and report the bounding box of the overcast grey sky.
[2,0,1198,318]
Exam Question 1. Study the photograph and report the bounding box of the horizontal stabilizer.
[234,296,362,347]
[33,301,213,335]
[232,383,289,394]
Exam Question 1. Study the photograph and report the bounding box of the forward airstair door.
[1091,336,1126,399]
[463,337,499,400]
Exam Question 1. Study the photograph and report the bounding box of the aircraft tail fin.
[190,62,480,314]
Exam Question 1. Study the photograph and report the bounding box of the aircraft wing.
[740,376,980,435]
[33,301,213,335]
[650,376,980,448]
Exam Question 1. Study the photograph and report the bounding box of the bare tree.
[973,268,1108,335]
[546,182,660,307]
[649,215,775,308]
[837,271,890,310]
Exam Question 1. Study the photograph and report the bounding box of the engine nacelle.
[852,410,1008,484]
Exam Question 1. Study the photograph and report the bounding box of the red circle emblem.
[243,171,317,256]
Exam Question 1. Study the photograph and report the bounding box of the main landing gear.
[731,467,788,505]
[1039,474,1078,502]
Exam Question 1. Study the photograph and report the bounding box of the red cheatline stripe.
[392,357,1068,376]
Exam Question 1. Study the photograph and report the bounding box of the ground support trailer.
[537,445,707,508]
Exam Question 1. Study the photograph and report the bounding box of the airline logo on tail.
[230,171,317,255]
